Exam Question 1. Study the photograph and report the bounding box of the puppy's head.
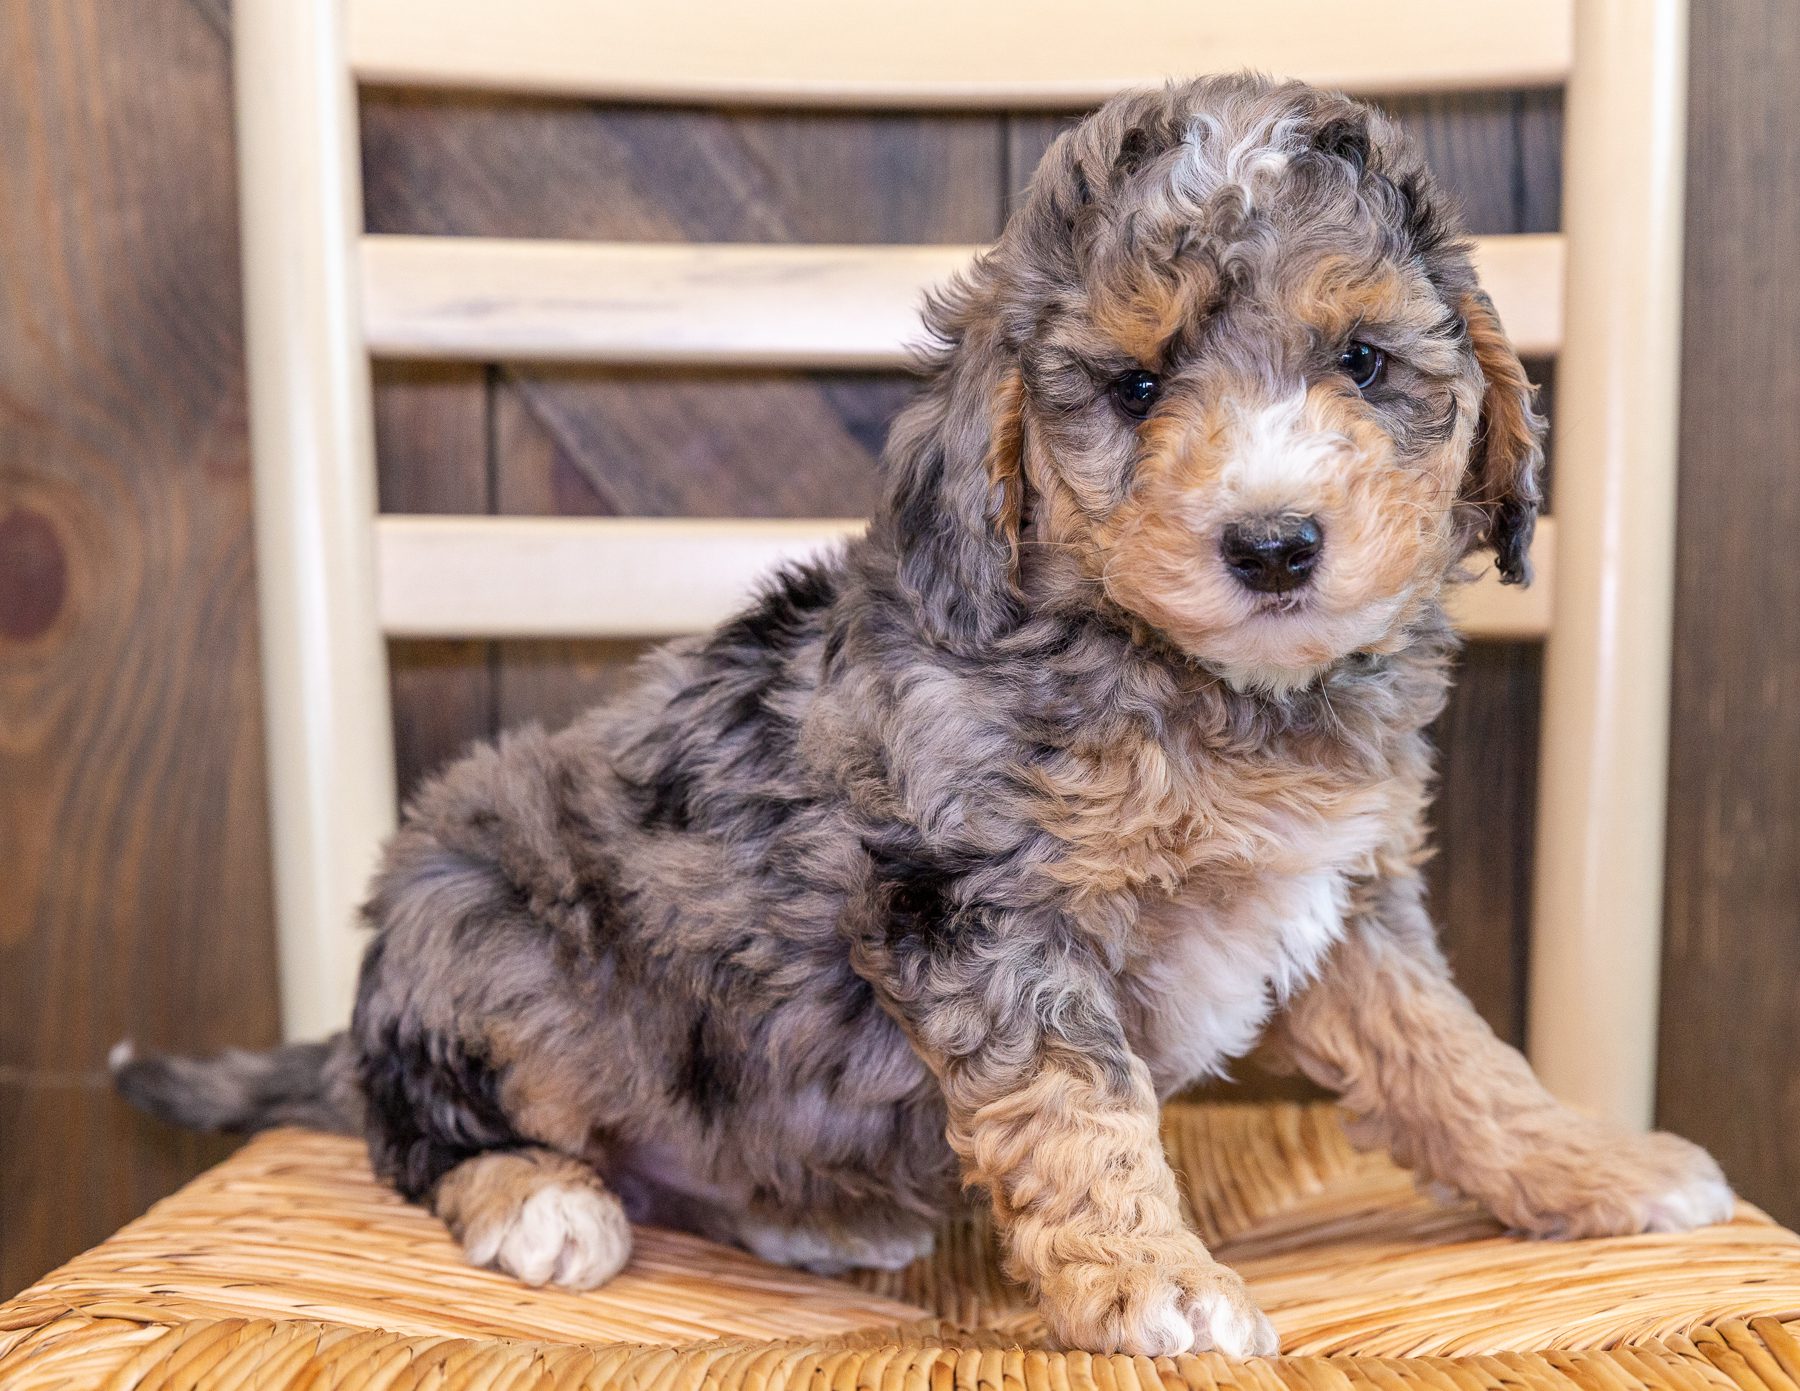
[882,75,1544,691]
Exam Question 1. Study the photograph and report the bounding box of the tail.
[111,1033,361,1135]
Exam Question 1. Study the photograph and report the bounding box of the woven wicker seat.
[5,1102,1798,1390]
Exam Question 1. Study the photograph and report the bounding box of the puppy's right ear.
[878,271,1028,652]
[1459,290,1546,585]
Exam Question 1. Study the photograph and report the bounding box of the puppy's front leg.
[860,908,1276,1358]
[1275,877,1733,1237]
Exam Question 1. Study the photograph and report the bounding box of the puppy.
[119,74,1732,1358]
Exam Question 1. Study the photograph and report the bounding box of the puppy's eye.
[1338,341,1386,391]
[1110,370,1162,419]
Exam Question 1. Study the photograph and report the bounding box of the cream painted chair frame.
[234,0,1687,1129]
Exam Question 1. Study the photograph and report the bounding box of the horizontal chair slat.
[375,515,1553,641]
[362,234,1565,366]
[361,240,969,368]
[378,517,866,639]
[346,0,1572,106]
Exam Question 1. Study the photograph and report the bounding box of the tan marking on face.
[1026,347,1478,689]
[1282,257,1449,351]
[1120,389,1446,630]
[1085,259,1214,368]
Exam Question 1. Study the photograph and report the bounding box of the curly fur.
[118,75,1728,1358]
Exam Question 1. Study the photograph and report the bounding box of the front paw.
[460,1178,632,1289]
[1484,1125,1734,1239]
[1038,1238,1278,1358]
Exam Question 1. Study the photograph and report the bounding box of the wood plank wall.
[0,0,278,1298]
[1657,4,1800,1224]
[1,0,1791,1298]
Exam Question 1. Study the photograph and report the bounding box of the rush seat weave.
[5,1102,1799,1390]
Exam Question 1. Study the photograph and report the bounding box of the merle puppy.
[121,74,1733,1359]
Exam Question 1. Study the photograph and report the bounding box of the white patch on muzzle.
[1219,392,1350,515]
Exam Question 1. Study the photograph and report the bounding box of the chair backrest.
[235,0,1688,1129]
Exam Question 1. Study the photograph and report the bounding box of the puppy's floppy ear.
[1460,290,1545,585]
[1312,112,1372,173]
[879,275,1028,651]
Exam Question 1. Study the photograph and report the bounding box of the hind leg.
[734,1214,937,1274]
[433,1148,632,1290]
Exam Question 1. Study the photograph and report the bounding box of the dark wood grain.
[1425,646,1543,1045]
[496,367,902,520]
[0,1081,240,1298]
[0,0,278,1295]
[1514,89,1564,236]
[1657,2,1800,1225]
[362,95,1005,244]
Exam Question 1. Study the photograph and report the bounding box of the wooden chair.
[241,0,1673,1133]
[12,3,1782,1389]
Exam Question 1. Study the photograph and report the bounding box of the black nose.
[1219,516,1323,594]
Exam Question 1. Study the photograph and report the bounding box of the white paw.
[1638,1162,1736,1233]
[738,1220,936,1273]
[463,1180,631,1290]
[1184,1280,1281,1357]
[1042,1251,1278,1358]
[1484,1127,1736,1239]
[1135,1289,1199,1358]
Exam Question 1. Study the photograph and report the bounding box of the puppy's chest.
[1029,722,1402,900]
[1030,726,1403,1092]
[1123,862,1355,1093]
